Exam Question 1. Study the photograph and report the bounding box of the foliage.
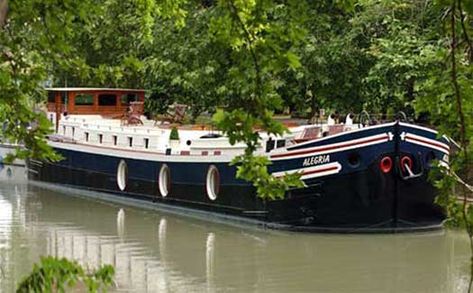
[208,0,310,198]
[0,0,91,162]
[411,0,473,290]
[16,256,115,293]
[353,0,443,114]
[1,0,472,203]
[414,0,473,226]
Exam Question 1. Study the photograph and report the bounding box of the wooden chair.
[121,101,144,126]
[154,103,188,125]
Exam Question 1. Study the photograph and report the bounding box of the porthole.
[206,165,220,201]
[159,164,171,197]
[347,152,361,168]
[117,160,128,191]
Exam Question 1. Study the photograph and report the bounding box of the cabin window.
[75,94,94,106]
[47,92,66,103]
[47,92,55,103]
[128,137,133,147]
[85,132,89,142]
[265,138,275,152]
[113,135,118,146]
[277,140,286,148]
[144,138,149,149]
[72,127,75,137]
[61,92,67,104]
[121,93,138,106]
[63,126,66,135]
[98,94,117,106]
[98,134,103,144]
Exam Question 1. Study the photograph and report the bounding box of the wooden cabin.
[46,88,145,116]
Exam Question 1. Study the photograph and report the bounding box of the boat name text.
[302,155,330,167]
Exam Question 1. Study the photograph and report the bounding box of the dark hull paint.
[29,122,447,232]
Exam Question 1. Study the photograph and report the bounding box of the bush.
[16,256,115,293]
[169,127,179,140]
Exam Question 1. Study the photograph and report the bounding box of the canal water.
[0,172,471,292]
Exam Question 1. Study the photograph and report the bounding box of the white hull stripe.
[287,122,396,150]
[272,162,342,180]
[399,122,438,134]
[48,141,234,163]
[271,133,391,161]
[402,133,450,154]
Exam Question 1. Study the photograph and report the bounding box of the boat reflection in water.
[0,183,471,292]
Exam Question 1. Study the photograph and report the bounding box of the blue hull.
[29,122,448,232]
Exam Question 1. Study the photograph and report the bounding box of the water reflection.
[0,181,471,292]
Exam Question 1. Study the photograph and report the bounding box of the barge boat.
[28,88,450,232]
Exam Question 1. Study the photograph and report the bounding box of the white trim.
[271,133,391,161]
[272,162,342,180]
[46,87,145,92]
[404,138,449,155]
[399,122,438,134]
[49,141,235,163]
[285,122,396,150]
[402,132,450,155]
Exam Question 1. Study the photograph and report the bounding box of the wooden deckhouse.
[46,88,145,115]
[46,88,146,129]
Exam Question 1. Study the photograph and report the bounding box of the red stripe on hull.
[302,166,339,176]
[405,135,449,153]
[272,135,389,159]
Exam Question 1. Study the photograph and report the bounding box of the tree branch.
[450,1,473,292]
[0,0,7,28]
[226,0,263,105]
[457,0,473,62]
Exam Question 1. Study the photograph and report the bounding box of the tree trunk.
[0,0,7,28]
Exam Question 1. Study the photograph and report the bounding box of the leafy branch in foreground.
[16,256,115,293]
[211,0,308,199]
[415,0,473,291]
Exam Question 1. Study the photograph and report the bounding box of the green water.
[0,178,470,292]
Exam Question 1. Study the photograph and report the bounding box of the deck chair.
[121,101,144,126]
[154,103,188,125]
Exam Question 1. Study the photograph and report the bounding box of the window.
[72,127,75,137]
[61,92,67,104]
[74,94,94,106]
[47,92,56,103]
[63,126,66,135]
[144,138,149,149]
[113,135,118,146]
[85,132,89,142]
[128,137,133,147]
[47,92,67,104]
[98,134,103,144]
[277,140,286,148]
[121,93,138,106]
[98,94,117,106]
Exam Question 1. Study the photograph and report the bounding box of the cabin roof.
[46,87,145,92]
